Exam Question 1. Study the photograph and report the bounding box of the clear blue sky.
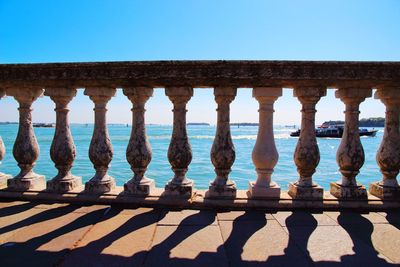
[1,0,399,124]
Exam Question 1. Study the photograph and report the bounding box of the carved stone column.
[45,88,82,192]
[369,88,400,199]
[0,89,11,188]
[164,87,194,198]
[84,87,116,193]
[248,87,281,198]
[330,88,372,199]
[123,87,155,196]
[288,87,326,199]
[208,87,237,198]
[6,87,45,191]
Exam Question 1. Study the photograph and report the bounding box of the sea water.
[0,124,383,190]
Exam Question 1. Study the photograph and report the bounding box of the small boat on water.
[290,125,378,138]
[33,123,55,128]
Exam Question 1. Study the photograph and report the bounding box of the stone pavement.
[0,200,400,266]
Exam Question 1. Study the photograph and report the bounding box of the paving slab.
[0,205,44,244]
[336,222,400,263]
[370,223,400,263]
[34,203,71,210]
[219,219,313,266]
[72,204,113,214]
[0,205,107,267]
[1,200,400,266]
[217,211,274,221]
[0,201,39,218]
[158,209,217,226]
[112,207,155,216]
[378,210,400,226]
[283,225,393,266]
[145,225,229,267]
[0,200,30,208]
[60,208,160,267]
[0,201,73,211]
[326,211,390,224]
[272,211,337,227]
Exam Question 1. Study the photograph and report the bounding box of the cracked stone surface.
[209,87,237,199]
[123,87,155,196]
[164,87,194,198]
[84,87,116,194]
[1,61,400,88]
[5,87,45,191]
[45,87,82,193]
[370,88,400,199]
[289,87,326,199]
[331,88,372,199]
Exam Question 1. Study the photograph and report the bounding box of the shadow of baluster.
[337,212,393,266]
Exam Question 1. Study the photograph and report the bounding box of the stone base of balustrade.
[288,182,323,200]
[330,182,368,199]
[207,183,237,199]
[0,173,12,189]
[85,177,116,194]
[248,181,281,199]
[7,175,46,191]
[163,180,194,198]
[2,187,400,210]
[124,179,155,197]
[47,176,82,193]
[369,182,400,200]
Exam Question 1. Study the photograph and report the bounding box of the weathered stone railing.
[0,61,399,208]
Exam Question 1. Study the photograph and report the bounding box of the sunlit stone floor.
[0,200,399,266]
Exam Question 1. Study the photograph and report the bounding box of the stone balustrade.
[0,60,399,206]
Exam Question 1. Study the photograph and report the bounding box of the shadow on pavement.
[0,203,399,267]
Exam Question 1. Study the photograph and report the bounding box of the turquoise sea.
[0,124,383,190]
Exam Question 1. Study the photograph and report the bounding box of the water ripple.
[0,124,383,190]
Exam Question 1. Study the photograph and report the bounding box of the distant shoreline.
[322,117,385,127]
[0,117,386,127]
[187,123,210,126]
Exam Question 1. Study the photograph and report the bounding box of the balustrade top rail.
[1,60,400,88]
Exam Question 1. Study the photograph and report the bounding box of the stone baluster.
[123,87,155,196]
[0,89,11,188]
[6,87,45,191]
[45,88,82,192]
[369,88,400,199]
[208,87,237,198]
[164,87,194,198]
[288,87,326,199]
[330,88,372,199]
[248,87,281,198]
[84,87,116,193]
